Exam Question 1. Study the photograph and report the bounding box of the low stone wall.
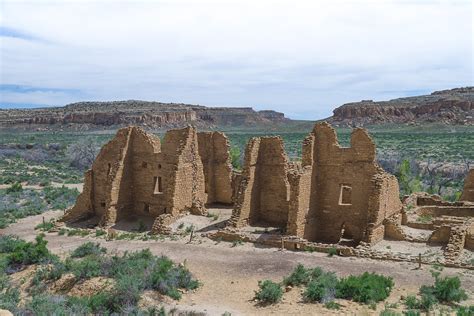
[207,229,474,270]
[417,206,474,218]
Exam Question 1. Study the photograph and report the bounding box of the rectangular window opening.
[144,203,150,213]
[339,184,352,205]
[154,176,163,194]
[107,163,111,176]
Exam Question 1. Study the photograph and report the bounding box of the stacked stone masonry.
[230,122,403,245]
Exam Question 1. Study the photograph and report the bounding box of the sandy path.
[2,211,473,315]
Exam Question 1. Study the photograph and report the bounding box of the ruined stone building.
[230,122,403,245]
[62,126,233,230]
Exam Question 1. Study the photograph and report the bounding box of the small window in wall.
[339,184,352,205]
[144,203,150,213]
[142,161,148,168]
[107,163,111,176]
[100,202,106,208]
[158,164,162,169]
[154,176,163,194]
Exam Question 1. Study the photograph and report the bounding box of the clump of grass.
[35,219,55,232]
[67,229,90,237]
[416,214,433,223]
[327,247,338,257]
[254,280,283,304]
[324,301,341,310]
[95,229,106,237]
[231,240,244,247]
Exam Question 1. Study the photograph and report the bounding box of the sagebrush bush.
[7,234,55,267]
[336,272,394,303]
[303,271,338,303]
[421,274,467,303]
[254,280,283,304]
[71,242,107,258]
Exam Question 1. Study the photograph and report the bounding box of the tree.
[66,138,99,170]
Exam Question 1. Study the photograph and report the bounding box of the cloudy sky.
[0,0,472,119]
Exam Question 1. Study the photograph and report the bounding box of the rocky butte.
[330,87,474,126]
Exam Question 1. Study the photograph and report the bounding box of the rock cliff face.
[330,87,474,126]
[0,100,287,130]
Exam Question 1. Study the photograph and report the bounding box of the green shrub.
[6,182,23,194]
[303,272,338,303]
[404,295,418,309]
[336,272,394,304]
[71,242,106,258]
[0,235,24,253]
[328,247,338,257]
[7,234,55,266]
[284,264,311,286]
[456,305,474,316]
[421,275,467,303]
[403,310,420,316]
[66,255,103,280]
[254,280,283,304]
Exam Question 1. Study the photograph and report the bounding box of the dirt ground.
[2,211,473,315]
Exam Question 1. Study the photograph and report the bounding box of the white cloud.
[0,0,472,119]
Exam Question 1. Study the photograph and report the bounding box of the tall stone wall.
[302,122,402,244]
[461,169,474,202]
[230,137,291,228]
[197,132,233,204]
[229,122,402,245]
[62,126,207,227]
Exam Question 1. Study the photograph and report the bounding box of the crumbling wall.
[160,126,207,216]
[197,132,233,204]
[230,137,291,228]
[62,126,207,228]
[304,123,402,244]
[461,169,474,202]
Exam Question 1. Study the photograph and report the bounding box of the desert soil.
[1,210,473,316]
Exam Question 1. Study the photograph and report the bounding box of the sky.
[0,0,472,120]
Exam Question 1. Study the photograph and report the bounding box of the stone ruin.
[62,122,474,257]
[229,122,402,245]
[61,126,233,233]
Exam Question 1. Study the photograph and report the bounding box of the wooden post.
[189,228,194,243]
[418,253,422,269]
[42,216,45,226]
[281,237,284,251]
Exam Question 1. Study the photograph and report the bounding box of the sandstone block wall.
[461,169,474,202]
[230,122,402,246]
[303,123,402,244]
[197,132,233,204]
[230,137,291,228]
[62,126,208,227]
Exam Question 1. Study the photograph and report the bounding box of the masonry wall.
[230,137,291,228]
[62,126,207,227]
[461,169,474,202]
[303,123,402,243]
[197,132,233,204]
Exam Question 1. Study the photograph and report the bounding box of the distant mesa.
[330,87,474,126]
[0,100,288,131]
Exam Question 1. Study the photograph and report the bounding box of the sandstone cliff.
[330,87,474,126]
[0,100,287,130]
